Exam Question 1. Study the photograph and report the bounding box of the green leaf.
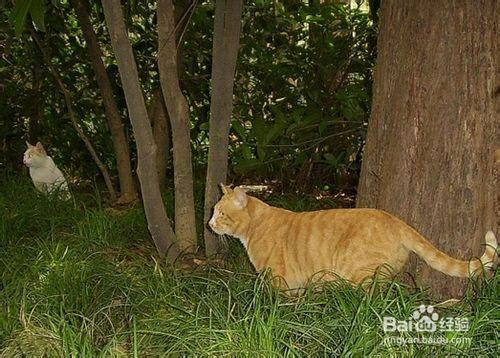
[324,152,345,168]
[231,120,246,139]
[264,120,287,145]
[30,0,46,32]
[12,0,33,35]
[324,153,338,166]
[257,145,266,161]
[235,158,262,173]
[294,151,308,166]
[252,116,267,145]
[241,144,252,160]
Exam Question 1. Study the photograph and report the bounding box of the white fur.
[23,146,70,199]
[208,207,219,229]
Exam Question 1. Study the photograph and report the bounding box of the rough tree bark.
[203,0,244,256]
[30,29,118,202]
[70,0,137,204]
[102,0,179,260]
[356,0,497,298]
[157,0,197,252]
[149,88,171,189]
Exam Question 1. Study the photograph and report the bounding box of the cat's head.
[208,184,250,238]
[23,141,48,167]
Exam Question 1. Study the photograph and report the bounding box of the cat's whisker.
[219,234,230,248]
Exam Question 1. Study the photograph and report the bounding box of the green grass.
[0,176,498,357]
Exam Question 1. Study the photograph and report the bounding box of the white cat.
[23,142,71,199]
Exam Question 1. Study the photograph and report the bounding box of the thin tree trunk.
[102,0,179,260]
[30,29,118,202]
[70,0,137,204]
[356,0,497,298]
[203,0,244,256]
[157,0,197,253]
[149,88,171,189]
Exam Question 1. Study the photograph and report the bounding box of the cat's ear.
[35,142,46,155]
[26,141,34,148]
[233,187,248,208]
[220,183,232,195]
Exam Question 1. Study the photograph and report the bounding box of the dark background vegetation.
[1,0,375,195]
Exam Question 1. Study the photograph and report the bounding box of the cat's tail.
[403,230,498,278]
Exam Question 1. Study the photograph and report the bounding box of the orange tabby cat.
[208,185,498,290]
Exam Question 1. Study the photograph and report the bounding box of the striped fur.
[209,185,498,290]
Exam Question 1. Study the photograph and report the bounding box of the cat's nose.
[208,217,215,228]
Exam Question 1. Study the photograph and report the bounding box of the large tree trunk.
[203,0,243,256]
[356,0,497,298]
[70,0,137,204]
[157,0,197,253]
[149,88,171,189]
[30,29,118,202]
[102,0,179,260]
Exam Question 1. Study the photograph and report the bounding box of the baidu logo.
[383,304,471,346]
[411,304,439,332]
[383,304,469,333]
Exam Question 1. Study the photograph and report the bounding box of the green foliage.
[0,180,498,356]
[10,0,47,34]
[179,1,376,189]
[229,1,374,187]
[2,0,375,193]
